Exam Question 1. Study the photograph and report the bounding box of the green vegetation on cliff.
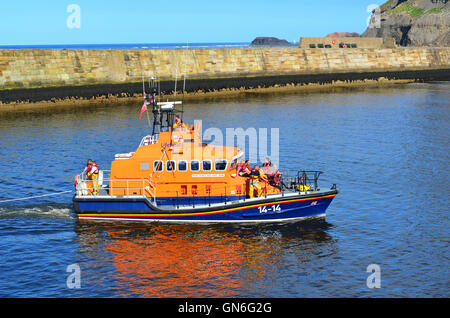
[387,1,446,17]
[389,2,425,17]
[426,6,446,14]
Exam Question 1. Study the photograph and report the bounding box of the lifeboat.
[72,80,338,223]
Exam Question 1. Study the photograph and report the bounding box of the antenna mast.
[181,42,188,120]
[142,72,152,128]
[142,72,145,96]
[173,62,178,102]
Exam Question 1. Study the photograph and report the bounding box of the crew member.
[263,157,272,168]
[271,169,285,191]
[249,166,267,198]
[88,160,100,195]
[239,160,251,177]
[173,115,187,130]
[82,159,93,179]
[236,160,244,176]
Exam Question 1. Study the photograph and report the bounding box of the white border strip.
[77,213,326,224]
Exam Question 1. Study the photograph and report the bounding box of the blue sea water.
[0,82,448,297]
[0,42,251,50]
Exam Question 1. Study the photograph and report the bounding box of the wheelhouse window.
[190,160,200,171]
[166,160,176,172]
[178,160,187,172]
[214,159,227,171]
[153,160,163,172]
[202,160,212,171]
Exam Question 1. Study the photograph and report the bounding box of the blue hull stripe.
[75,193,337,222]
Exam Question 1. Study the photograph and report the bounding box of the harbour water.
[0,82,448,297]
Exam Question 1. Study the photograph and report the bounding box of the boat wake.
[0,204,74,219]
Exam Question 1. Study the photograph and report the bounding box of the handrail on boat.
[75,170,157,205]
[139,134,159,147]
[297,170,322,191]
[278,170,323,192]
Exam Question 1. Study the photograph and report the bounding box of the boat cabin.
[109,120,281,206]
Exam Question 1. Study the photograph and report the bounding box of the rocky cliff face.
[362,0,450,47]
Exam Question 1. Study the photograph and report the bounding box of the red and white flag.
[139,97,153,120]
[139,102,147,120]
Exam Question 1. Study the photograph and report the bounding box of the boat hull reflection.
[74,220,335,297]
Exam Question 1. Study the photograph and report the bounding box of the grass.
[386,0,446,17]
[389,2,425,18]
[426,6,446,14]
[380,0,447,18]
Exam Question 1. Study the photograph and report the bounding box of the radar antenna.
[148,77,184,135]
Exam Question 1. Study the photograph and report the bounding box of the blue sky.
[0,0,384,45]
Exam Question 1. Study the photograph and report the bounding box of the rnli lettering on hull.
[192,174,225,177]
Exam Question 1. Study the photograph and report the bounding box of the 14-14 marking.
[258,204,281,214]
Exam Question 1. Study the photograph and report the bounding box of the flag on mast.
[139,102,147,120]
[139,96,153,120]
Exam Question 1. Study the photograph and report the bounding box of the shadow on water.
[73,218,336,297]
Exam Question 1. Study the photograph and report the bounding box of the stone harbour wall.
[0,47,449,90]
[299,37,395,49]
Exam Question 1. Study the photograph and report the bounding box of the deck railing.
[139,134,159,147]
[278,170,323,192]
[75,170,157,205]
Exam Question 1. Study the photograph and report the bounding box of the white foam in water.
[0,205,73,219]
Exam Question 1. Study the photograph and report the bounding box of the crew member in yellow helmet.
[249,166,268,198]
[173,115,187,130]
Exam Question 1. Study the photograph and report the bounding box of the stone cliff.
[362,0,450,47]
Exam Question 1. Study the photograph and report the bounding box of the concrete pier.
[0,47,449,109]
